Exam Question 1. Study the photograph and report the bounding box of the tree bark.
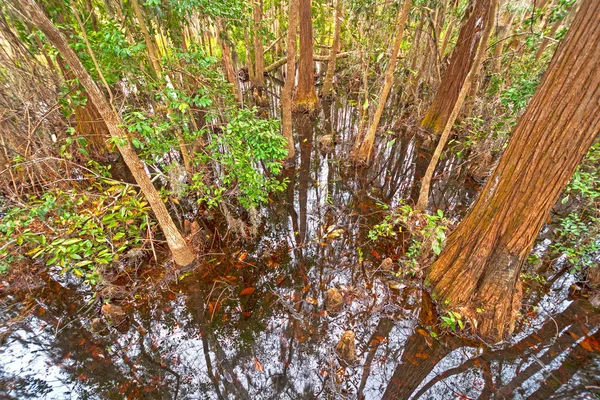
[252,0,265,88]
[21,0,196,267]
[294,0,319,112]
[463,0,498,116]
[490,11,514,76]
[351,0,412,164]
[281,0,298,159]
[320,0,344,97]
[216,19,241,103]
[131,0,162,80]
[426,0,600,343]
[420,0,494,134]
[265,51,349,73]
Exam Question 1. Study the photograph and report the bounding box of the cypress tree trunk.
[252,0,265,89]
[351,0,412,164]
[420,0,494,134]
[21,0,196,267]
[426,0,600,342]
[216,19,241,103]
[294,0,319,112]
[321,0,344,97]
[131,0,161,80]
[281,0,298,159]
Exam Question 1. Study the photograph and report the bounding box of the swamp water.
[1,97,599,399]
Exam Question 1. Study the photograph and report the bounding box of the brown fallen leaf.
[240,287,256,296]
[238,251,248,262]
[254,359,265,372]
[305,297,318,305]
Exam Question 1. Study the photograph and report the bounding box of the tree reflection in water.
[1,102,599,399]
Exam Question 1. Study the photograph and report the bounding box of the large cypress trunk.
[426,0,600,343]
[294,0,319,112]
[22,0,196,267]
[420,0,493,134]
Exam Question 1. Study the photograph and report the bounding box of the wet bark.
[296,114,313,243]
[427,0,600,342]
[22,0,196,267]
[420,0,494,134]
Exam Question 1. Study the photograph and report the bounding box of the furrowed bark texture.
[416,0,498,210]
[252,0,265,88]
[427,0,600,343]
[22,0,196,267]
[294,0,319,111]
[281,0,298,159]
[420,0,493,134]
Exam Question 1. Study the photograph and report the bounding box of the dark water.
[1,99,599,399]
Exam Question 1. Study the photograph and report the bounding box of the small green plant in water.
[368,203,449,272]
[440,311,465,332]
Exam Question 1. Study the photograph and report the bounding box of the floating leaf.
[254,359,265,372]
[305,297,318,305]
[240,287,256,296]
[238,251,248,262]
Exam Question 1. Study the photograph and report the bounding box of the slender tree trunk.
[21,0,196,266]
[351,0,412,164]
[321,0,344,97]
[294,0,319,112]
[415,25,484,210]
[252,0,265,88]
[216,19,241,103]
[420,0,494,134]
[438,17,456,59]
[534,16,562,61]
[244,29,256,84]
[281,0,298,159]
[131,0,161,80]
[490,11,514,76]
[463,0,499,116]
[426,0,600,342]
[354,19,370,147]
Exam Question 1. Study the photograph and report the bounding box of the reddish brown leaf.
[579,335,600,352]
[254,359,265,373]
[238,251,248,262]
[305,297,318,305]
[240,287,256,296]
[375,336,388,343]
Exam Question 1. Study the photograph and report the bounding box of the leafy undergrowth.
[368,202,452,277]
[0,178,153,286]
